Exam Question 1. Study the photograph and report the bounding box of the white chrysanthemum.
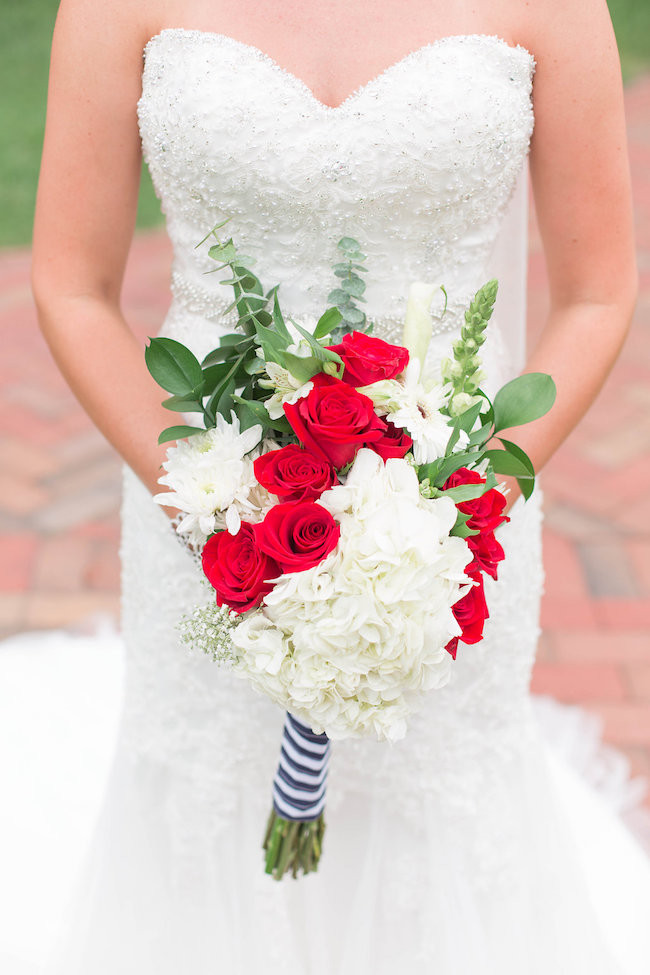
[154,414,275,545]
[358,360,468,464]
[229,449,473,743]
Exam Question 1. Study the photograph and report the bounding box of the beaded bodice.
[125,29,544,886]
[137,30,535,363]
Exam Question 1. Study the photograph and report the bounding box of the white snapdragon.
[229,450,472,743]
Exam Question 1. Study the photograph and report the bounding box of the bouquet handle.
[263,713,331,879]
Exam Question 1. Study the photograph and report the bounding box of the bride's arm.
[32,0,171,497]
[500,0,636,506]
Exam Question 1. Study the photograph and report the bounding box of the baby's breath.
[179,603,240,663]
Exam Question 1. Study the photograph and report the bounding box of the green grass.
[0,0,648,248]
[0,0,161,248]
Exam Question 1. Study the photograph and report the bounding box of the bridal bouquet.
[145,228,555,879]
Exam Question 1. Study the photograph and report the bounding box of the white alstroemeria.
[358,360,468,464]
[227,448,471,743]
[258,360,314,419]
[154,413,264,545]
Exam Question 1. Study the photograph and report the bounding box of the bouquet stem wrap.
[263,713,331,879]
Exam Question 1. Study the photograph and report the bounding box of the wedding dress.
[2,30,650,975]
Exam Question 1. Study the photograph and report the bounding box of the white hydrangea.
[229,449,472,742]
[154,414,277,546]
[358,360,469,464]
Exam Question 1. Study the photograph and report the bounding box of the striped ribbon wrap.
[263,713,331,879]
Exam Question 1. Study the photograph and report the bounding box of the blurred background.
[1,2,649,794]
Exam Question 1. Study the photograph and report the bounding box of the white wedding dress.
[2,30,650,975]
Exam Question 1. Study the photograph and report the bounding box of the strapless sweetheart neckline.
[143,28,535,113]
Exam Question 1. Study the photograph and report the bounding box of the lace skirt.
[1,467,648,974]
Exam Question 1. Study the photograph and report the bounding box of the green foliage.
[327,238,371,340]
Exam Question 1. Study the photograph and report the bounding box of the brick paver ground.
[2,76,649,794]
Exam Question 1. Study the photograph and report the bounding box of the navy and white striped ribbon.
[272,713,331,822]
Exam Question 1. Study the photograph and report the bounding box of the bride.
[18,0,650,971]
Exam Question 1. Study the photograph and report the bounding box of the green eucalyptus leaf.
[340,276,366,297]
[328,288,352,306]
[341,307,365,325]
[145,338,204,396]
[158,424,204,445]
[208,240,238,264]
[492,373,556,432]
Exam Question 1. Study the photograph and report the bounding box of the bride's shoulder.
[514,0,619,69]
[52,0,163,60]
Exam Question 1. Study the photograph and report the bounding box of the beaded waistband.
[169,267,472,342]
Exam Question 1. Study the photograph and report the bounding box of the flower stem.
[263,809,326,880]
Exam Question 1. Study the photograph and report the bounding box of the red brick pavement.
[1,76,649,793]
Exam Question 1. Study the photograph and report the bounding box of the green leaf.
[253,320,290,365]
[455,401,484,435]
[162,395,205,413]
[283,353,323,384]
[467,420,494,448]
[208,240,238,264]
[492,373,556,433]
[204,353,247,422]
[328,288,352,306]
[288,319,342,366]
[483,449,535,480]
[339,276,366,297]
[449,509,479,538]
[145,338,204,396]
[231,394,272,427]
[202,361,237,393]
[442,483,490,504]
[313,307,343,340]
[243,356,266,376]
[432,451,480,487]
[271,292,293,344]
[341,307,365,326]
[158,424,204,445]
[497,437,536,477]
[216,378,236,418]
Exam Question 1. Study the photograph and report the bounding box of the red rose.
[445,571,489,659]
[202,523,281,613]
[370,419,413,460]
[283,373,387,470]
[326,331,409,386]
[467,530,505,581]
[253,444,338,502]
[255,501,340,573]
[443,467,509,534]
